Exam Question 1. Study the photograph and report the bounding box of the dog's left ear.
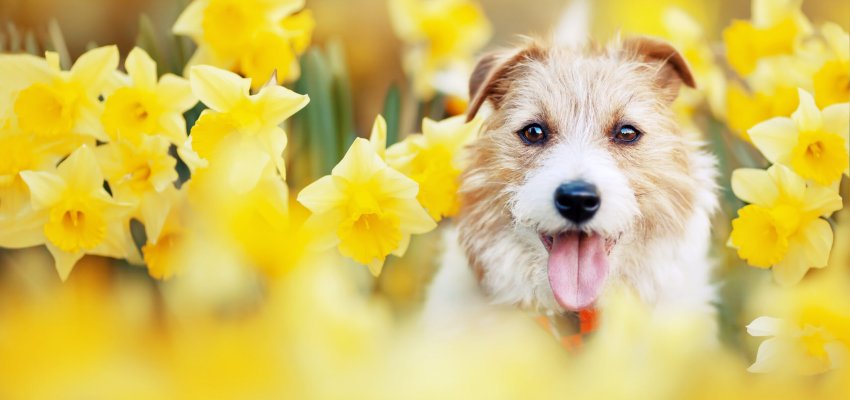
[623,36,695,102]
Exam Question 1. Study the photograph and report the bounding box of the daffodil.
[101,47,197,145]
[387,115,482,221]
[722,0,811,76]
[748,89,849,185]
[388,0,491,99]
[173,0,313,89]
[0,46,118,141]
[187,65,309,192]
[812,23,850,108]
[729,164,842,285]
[18,145,134,280]
[297,137,436,276]
[747,316,848,374]
[96,135,180,244]
[725,55,815,140]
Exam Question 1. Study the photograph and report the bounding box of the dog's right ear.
[467,44,545,121]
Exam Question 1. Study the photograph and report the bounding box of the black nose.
[554,181,600,224]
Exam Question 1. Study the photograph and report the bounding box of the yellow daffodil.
[813,23,850,108]
[297,137,436,276]
[141,190,188,280]
[387,115,482,221]
[0,46,118,141]
[729,164,843,285]
[187,65,309,192]
[101,47,197,145]
[748,89,849,185]
[725,55,815,141]
[19,145,134,280]
[96,135,180,243]
[173,0,313,89]
[722,0,811,76]
[747,275,850,375]
[389,0,491,99]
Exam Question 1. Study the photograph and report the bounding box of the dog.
[423,35,719,332]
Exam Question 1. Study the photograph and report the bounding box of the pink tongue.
[547,232,608,311]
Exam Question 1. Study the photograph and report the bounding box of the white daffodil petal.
[747,117,798,164]
[731,168,779,206]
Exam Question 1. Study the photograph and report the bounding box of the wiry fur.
[425,36,718,322]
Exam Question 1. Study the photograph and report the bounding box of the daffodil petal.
[731,168,779,206]
[367,259,384,277]
[70,45,119,93]
[157,74,198,111]
[297,175,346,214]
[822,102,850,174]
[370,114,387,159]
[767,164,805,203]
[391,234,411,257]
[125,47,158,89]
[332,138,385,183]
[384,198,437,234]
[189,65,251,112]
[748,117,797,164]
[45,242,84,281]
[259,126,288,177]
[748,337,781,373]
[374,167,420,200]
[158,112,189,145]
[772,241,810,286]
[58,145,104,193]
[802,185,843,217]
[747,316,783,337]
[0,209,47,248]
[301,210,344,250]
[141,191,172,246]
[227,140,270,193]
[172,0,208,37]
[791,89,823,133]
[795,218,833,268]
[255,84,310,124]
[0,54,54,91]
[19,171,66,210]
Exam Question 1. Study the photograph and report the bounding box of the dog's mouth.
[539,232,615,312]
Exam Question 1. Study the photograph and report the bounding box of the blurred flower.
[725,55,815,141]
[96,135,179,246]
[812,23,850,108]
[748,316,848,374]
[729,164,842,285]
[187,65,309,192]
[101,47,197,146]
[0,46,117,141]
[748,89,849,186]
[722,0,811,76]
[662,8,726,120]
[747,271,850,375]
[387,115,482,221]
[173,0,313,90]
[19,145,134,280]
[142,191,187,280]
[298,137,436,276]
[389,0,491,99]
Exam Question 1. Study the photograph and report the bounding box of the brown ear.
[467,44,546,121]
[623,36,696,92]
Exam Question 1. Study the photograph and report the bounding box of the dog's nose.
[554,181,600,224]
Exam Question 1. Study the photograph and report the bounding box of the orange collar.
[535,308,599,351]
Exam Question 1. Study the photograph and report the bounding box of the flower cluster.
[714,0,850,375]
[0,44,309,281]
[174,0,314,90]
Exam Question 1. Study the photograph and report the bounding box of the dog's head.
[458,36,710,313]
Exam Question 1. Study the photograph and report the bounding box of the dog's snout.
[554,181,600,224]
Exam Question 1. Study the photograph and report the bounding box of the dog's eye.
[518,123,547,144]
[613,125,641,143]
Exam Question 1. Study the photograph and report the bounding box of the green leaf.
[295,49,338,179]
[46,19,71,69]
[6,22,20,52]
[327,40,356,159]
[135,14,166,76]
[382,84,402,146]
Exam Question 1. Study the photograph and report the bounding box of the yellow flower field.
[0,0,848,398]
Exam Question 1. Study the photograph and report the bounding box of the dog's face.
[458,37,705,313]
